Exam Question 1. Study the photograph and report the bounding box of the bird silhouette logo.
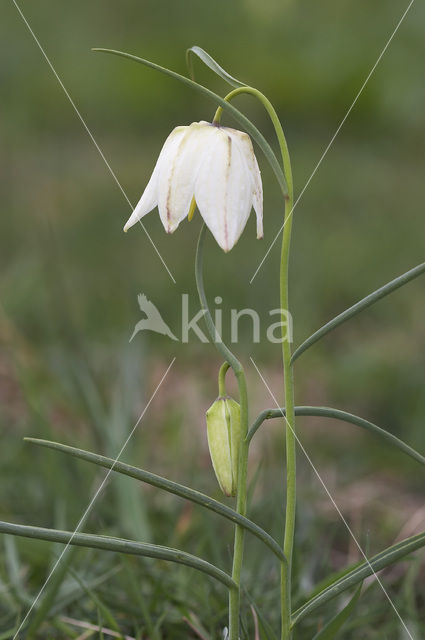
[129,294,179,342]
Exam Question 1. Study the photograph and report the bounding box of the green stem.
[280,347,295,634]
[93,48,288,199]
[213,87,292,199]
[215,86,295,640]
[230,370,249,640]
[280,164,295,640]
[218,361,231,396]
[196,226,249,640]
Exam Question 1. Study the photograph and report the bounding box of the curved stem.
[196,226,241,373]
[213,86,291,202]
[93,48,288,198]
[218,361,231,396]
[196,226,249,640]
[247,408,277,443]
[214,85,295,640]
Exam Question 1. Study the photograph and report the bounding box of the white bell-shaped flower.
[124,121,263,252]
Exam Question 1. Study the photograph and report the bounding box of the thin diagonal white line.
[250,0,415,284]
[12,0,176,284]
[249,357,414,639]
[12,358,176,640]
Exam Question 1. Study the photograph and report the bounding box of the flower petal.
[227,129,263,239]
[123,126,187,232]
[195,130,252,252]
[157,122,216,233]
[251,153,264,239]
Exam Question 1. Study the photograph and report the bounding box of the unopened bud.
[206,396,241,497]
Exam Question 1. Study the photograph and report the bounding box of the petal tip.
[220,241,233,253]
[123,216,138,232]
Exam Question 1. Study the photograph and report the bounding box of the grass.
[0,343,423,638]
[1,1,425,636]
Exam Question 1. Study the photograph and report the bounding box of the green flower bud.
[206,396,241,497]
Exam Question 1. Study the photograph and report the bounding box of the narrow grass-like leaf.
[291,261,425,363]
[0,521,235,590]
[92,48,288,197]
[50,618,80,638]
[26,507,92,638]
[24,438,285,562]
[66,566,122,636]
[25,547,77,638]
[306,560,362,602]
[186,46,245,88]
[291,531,425,626]
[0,626,22,640]
[50,566,122,618]
[3,536,32,607]
[0,563,20,614]
[121,557,160,640]
[97,608,105,640]
[244,591,278,640]
[247,406,425,467]
[312,585,362,639]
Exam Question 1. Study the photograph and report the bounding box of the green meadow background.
[0,1,424,637]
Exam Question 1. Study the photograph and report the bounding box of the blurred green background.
[0,0,424,638]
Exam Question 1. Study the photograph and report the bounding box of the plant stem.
[213,87,291,199]
[229,368,249,640]
[218,361,231,396]
[196,227,249,640]
[280,188,295,640]
[215,87,295,639]
[276,115,295,640]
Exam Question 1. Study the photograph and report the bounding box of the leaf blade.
[291,261,425,363]
[186,46,245,88]
[295,406,425,466]
[292,531,425,626]
[0,520,235,590]
[312,585,362,639]
[24,438,285,563]
[247,406,425,467]
[92,48,288,197]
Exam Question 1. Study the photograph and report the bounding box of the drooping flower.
[124,121,263,252]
